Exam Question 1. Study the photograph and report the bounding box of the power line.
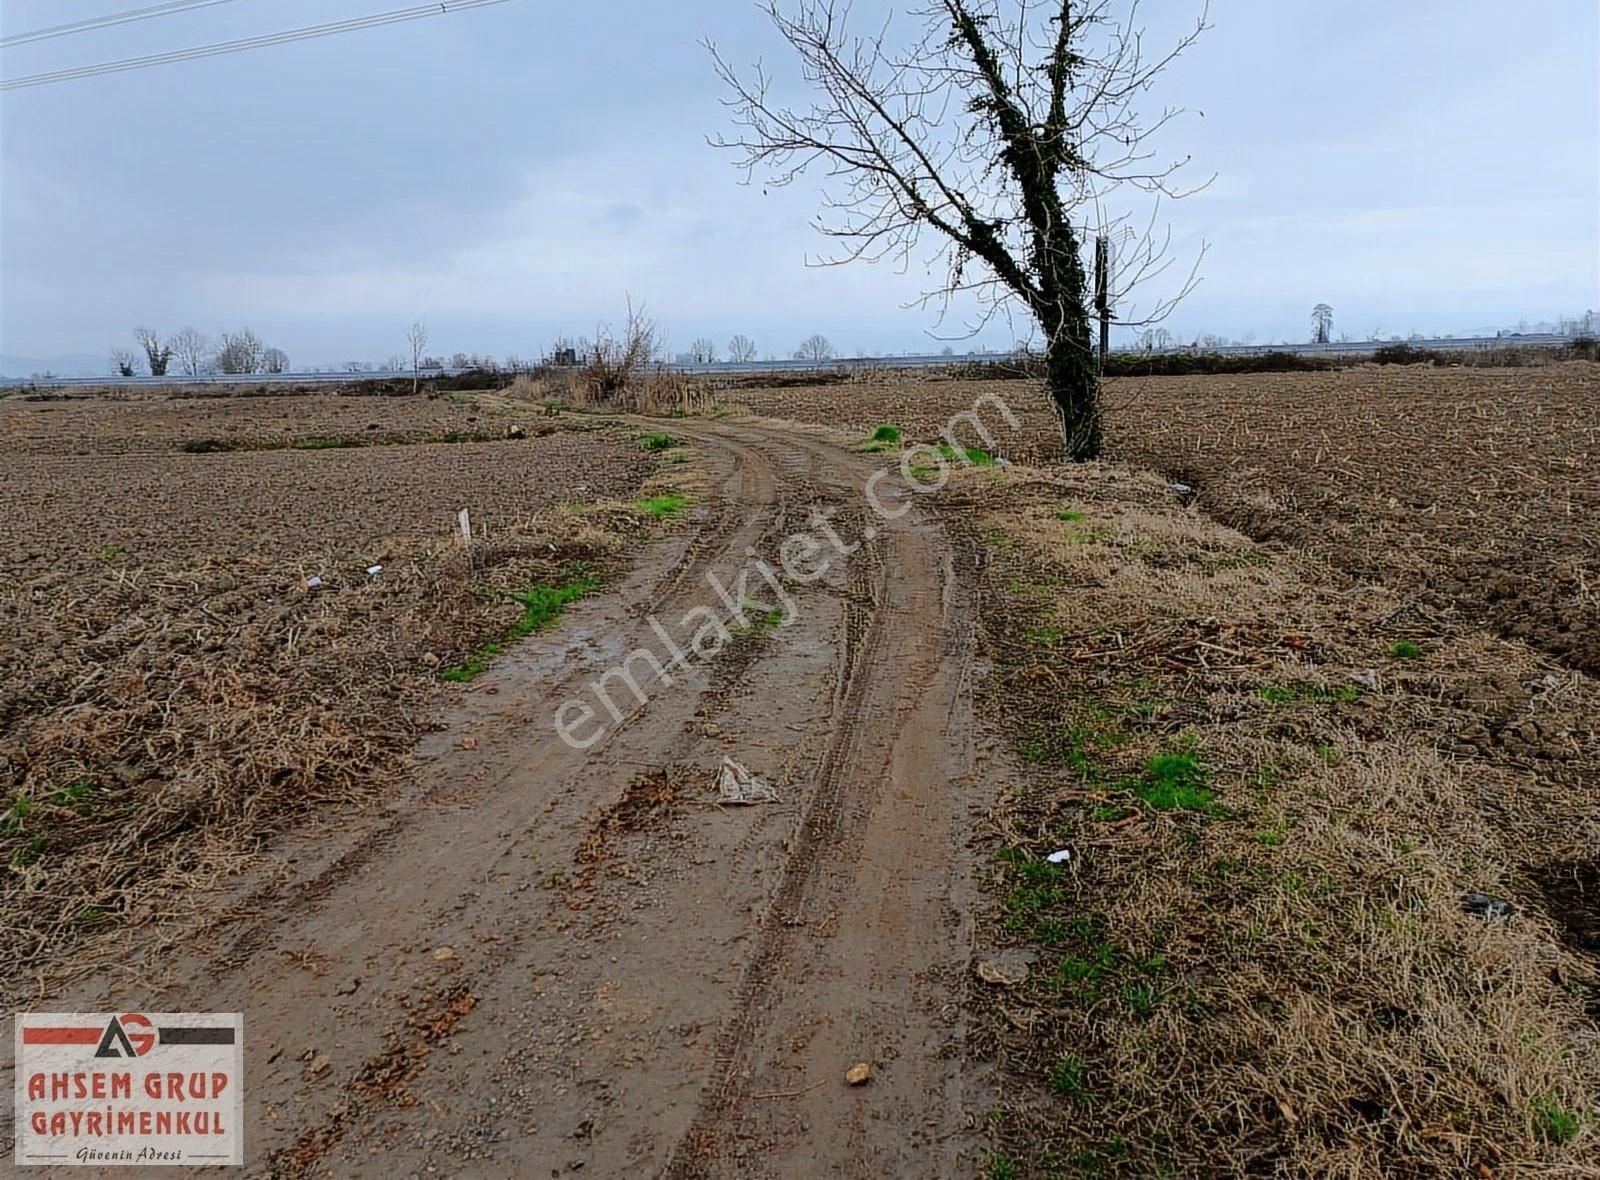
[0,0,515,91]
[1,1,249,49]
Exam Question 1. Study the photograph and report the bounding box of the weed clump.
[441,575,599,683]
[634,492,688,519]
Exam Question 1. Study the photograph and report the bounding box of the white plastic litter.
[305,575,324,590]
[366,564,383,577]
[1170,481,1195,496]
[1045,849,1072,864]
[717,756,779,805]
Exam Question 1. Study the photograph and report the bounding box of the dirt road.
[35,415,991,1177]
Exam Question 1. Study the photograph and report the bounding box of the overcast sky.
[2,0,1596,371]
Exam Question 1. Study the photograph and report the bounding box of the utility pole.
[1094,233,1111,372]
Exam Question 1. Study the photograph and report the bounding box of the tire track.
[657,424,976,1178]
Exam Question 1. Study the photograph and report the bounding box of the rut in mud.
[9,415,991,1178]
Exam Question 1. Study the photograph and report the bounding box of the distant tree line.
[111,327,288,377]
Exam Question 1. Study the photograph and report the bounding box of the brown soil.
[0,389,522,454]
[0,394,660,990]
[2,372,1596,1175]
[733,364,1600,675]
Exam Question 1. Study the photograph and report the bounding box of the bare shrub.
[573,301,716,415]
[580,300,660,401]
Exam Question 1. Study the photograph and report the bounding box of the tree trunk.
[1044,321,1102,461]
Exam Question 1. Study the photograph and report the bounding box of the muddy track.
[13,415,986,1178]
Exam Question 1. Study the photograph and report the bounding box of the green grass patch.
[1061,522,1113,544]
[98,544,122,561]
[1090,803,1134,823]
[1035,916,1068,946]
[1130,751,1221,815]
[986,1155,1020,1180]
[1057,507,1086,523]
[1047,1056,1093,1101]
[2,795,32,836]
[51,780,93,811]
[735,597,786,632]
[635,492,689,520]
[1017,709,1130,774]
[1389,639,1422,659]
[869,423,902,444]
[441,576,599,683]
[1258,682,1360,705]
[1533,1094,1583,1145]
[1120,980,1160,1017]
[998,851,1068,933]
[936,442,995,465]
[638,431,680,451]
[1053,944,1116,998]
[11,835,45,869]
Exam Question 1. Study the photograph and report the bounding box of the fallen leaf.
[305,1055,331,1079]
[433,947,458,962]
[459,737,478,751]
[845,1062,871,1086]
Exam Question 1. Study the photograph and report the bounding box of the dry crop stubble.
[0,397,664,998]
[944,459,1599,1176]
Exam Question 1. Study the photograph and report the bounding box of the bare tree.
[170,327,210,377]
[1311,303,1334,345]
[134,327,173,376]
[405,321,428,394]
[1137,327,1174,352]
[110,349,137,377]
[711,1,1209,459]
[214,329,265,374]
[727,334,758,363]
[262,347,290,374]
[795,333,834,362]
[689,337,718,364]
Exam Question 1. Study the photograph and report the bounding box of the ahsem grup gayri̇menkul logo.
[13,1012,243,1167]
